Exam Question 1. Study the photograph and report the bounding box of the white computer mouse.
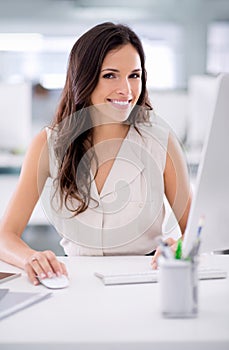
[37,274,69,289]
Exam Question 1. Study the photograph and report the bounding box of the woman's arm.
[151,132,192,268]
[164,132,192,236]
[0,130,67,284]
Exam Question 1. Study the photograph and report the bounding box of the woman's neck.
[92,123,130,144]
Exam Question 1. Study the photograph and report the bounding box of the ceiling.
[0,0,150,35]
[0,0,228,36]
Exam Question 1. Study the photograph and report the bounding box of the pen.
[175,239,182,259]
[187,215,205,260]
[159,241,174,259]
[197,215,205,237]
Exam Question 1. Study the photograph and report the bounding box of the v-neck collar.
[90,126,145,200]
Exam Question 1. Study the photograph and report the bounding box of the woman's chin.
[91,104,132,124]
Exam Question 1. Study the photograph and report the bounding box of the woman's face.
[90,43,142,124]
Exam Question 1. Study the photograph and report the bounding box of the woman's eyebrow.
[101,68,142,72]
[101,68,119,72]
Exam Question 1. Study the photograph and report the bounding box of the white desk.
[0,254,229,350]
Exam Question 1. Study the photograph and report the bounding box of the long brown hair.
[51,22,153,215]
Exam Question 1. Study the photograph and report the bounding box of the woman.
[0,22,192,285]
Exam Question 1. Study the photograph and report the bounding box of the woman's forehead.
[101,44,141,70]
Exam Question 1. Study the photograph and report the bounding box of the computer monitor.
[183,73,229,256]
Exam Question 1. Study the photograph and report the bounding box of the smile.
[107,99,132,109]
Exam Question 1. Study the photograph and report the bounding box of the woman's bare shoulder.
[21,129,49,177]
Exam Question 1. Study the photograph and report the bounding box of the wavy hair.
[51,22,153,215]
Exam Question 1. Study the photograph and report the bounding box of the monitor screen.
[183,73,229,256]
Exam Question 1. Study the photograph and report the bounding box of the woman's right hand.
[151,237,177,270]
[24,250,68,285]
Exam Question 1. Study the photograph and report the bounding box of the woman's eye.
[102,73,115,79]
[129,73,141,79]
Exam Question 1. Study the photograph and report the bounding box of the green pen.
[175,239,182,259]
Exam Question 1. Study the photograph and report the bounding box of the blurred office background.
[0,0,229,254]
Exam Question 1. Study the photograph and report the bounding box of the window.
[136,23,184,89]
[143,38,176,89]
[207,21,229,74]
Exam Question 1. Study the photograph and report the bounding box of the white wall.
[0,82,32,151]
[150,90,188,143]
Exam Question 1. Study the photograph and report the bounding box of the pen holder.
[158,257,198,318]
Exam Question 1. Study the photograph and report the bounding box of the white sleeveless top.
[41,116,169,256]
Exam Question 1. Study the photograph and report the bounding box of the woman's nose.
[115,78,131,95]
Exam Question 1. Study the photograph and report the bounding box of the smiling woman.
[0,22,192,285]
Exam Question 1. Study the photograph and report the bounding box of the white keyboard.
[94,268,227,285]
[95,271,158,285]
[199,268,227,280]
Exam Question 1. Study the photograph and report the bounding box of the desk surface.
[0,254,229,350]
